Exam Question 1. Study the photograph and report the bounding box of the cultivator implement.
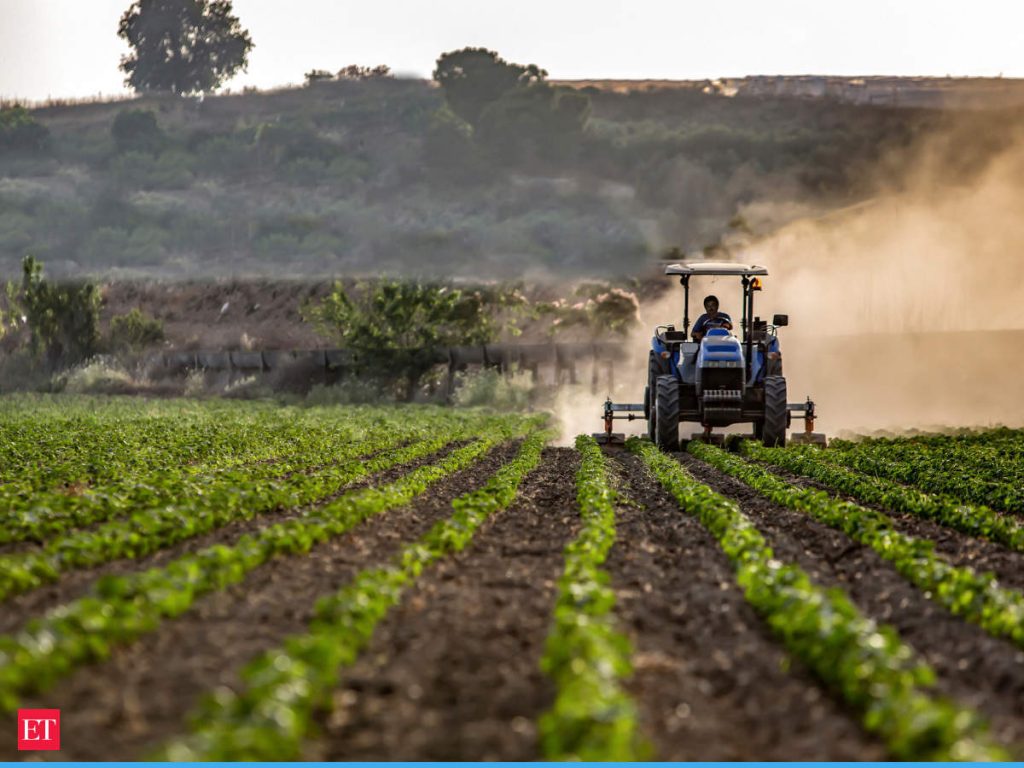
[593,398,644,444]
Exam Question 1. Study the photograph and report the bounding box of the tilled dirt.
[767,463,1024,592]
[603,449,885,760]
[0,441,466,637]
[679,451,1024,750]
[309,448,580,761]
[0,440,518,762]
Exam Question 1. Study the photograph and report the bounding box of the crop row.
[0,410,517,602]
[538,435,644,761]
[157,429,550,760]
[827,430,1024,512]
[631,439,1004,760]
[0,433,439,600]
[0,402,494,545]
[0,404,487,538]
[689,443,1024,650]
[0,415,541,713]
[0,397,321,492]
[741,441,1024,553]
[0,413,397,546]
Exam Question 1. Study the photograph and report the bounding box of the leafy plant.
[303,279,526,400]
[18,255,100,367]
[690,442,1024,652]
[0,413,541,711]
[111,109,164,153]
[118,0,254,95]
[538,435,646,760]
[0,106,50,153]
[107,307,165,352]
[631,437,1005,761]
[153,429,550,759]
[743,441,1024,553]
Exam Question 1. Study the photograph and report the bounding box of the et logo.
[17,709,60,751]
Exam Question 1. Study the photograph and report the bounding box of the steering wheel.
[704,317,732,330]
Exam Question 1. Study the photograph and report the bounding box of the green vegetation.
[107,307,165,352]
[0,407,512,599]
[118,0,253,95]
[2,36,986,277]
[0,106,50,153]
[743,441,1024,552]
[0,401,541,711]
[689,442,1024,650]
[538,435,644,760]
[631,438,1005,760]
[18,255,100,366]
[826,430,1024,512]
[156,429,549,760]
[303,279,526,399]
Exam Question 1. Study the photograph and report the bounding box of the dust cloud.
[553,122,1024,442]
[743,129,1024,435]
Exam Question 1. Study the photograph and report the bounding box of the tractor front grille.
[703,389,742,401]
[701,367,744,392]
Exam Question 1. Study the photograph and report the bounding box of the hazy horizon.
[2,0,1024,102]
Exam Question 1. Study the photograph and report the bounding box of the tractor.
[598,261,824,449]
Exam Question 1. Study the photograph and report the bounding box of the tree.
[19,256,101,368]
[433,48,545,128]
[304,279,525,400]
[477,84,590,165]
[118,0,253,95]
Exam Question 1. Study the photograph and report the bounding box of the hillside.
[0,75,1018,279]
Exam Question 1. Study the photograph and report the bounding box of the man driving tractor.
[691,294,733,341]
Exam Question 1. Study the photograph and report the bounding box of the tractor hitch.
[787,396,827,446]
[593,398,645,445]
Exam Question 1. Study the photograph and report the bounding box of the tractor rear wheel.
[762,375,788,447]
[654,374,680,451]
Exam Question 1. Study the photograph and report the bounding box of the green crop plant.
[0,417,544,712]
[690,442,1024,652]
[538,435,646,761]
[631,438,1006,761]
[156,429,551,760]
[742,441,1024,553]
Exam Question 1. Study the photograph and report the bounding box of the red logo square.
[17,709,60,751]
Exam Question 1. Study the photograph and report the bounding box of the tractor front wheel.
[654,375,680,451]
[762,375,788,447]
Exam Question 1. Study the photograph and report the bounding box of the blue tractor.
[599,261,823,449]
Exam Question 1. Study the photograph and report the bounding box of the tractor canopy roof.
[664,261,768,277]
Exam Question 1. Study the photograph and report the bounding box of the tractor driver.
[691,294,733,342]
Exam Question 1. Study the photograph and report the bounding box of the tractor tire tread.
[763,375,787,448]
[655,374,680,451]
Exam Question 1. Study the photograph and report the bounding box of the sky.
[2,0,1024,101]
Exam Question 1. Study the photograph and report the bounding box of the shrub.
[111,109,163,153]
[0,106,50,153]
[19,255,101,367]
[108,307,165,352]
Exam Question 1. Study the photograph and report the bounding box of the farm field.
[1,396,1024,760]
